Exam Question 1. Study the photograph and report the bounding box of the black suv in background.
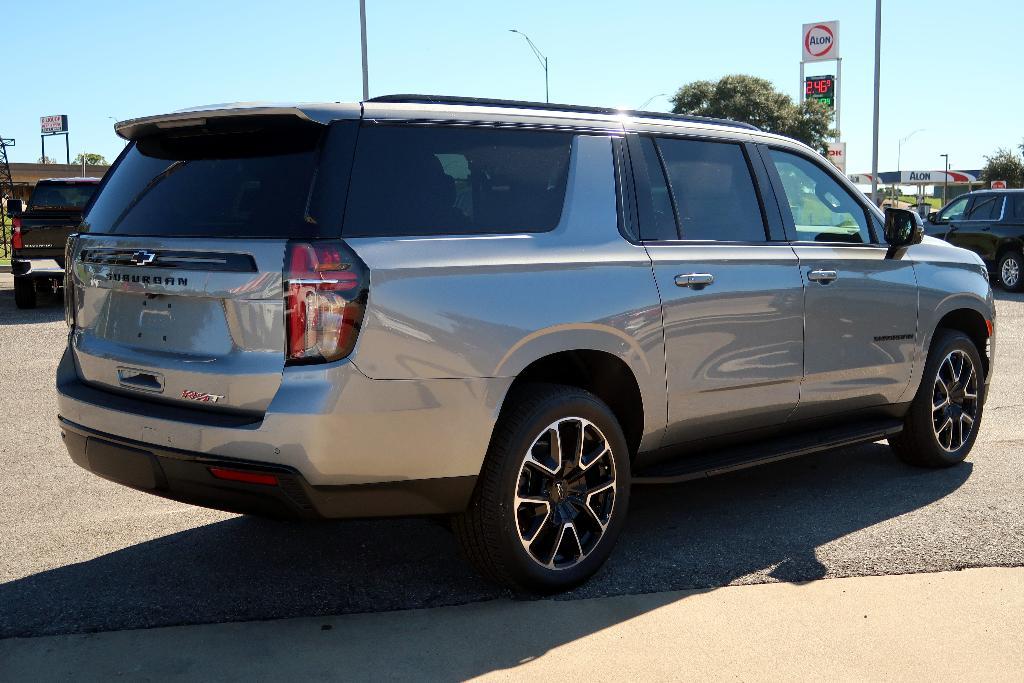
[925,189,1024,291]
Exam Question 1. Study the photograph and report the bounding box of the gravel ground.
[1,273,1022,638]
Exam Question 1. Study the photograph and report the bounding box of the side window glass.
[939,197,969,221]
[966,196,1001,220]
[635,136,679,241]
[768,149,871,244]
[1013,195,1024,221]
[656,138,767,241]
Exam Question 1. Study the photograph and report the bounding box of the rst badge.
[180,389,224,403]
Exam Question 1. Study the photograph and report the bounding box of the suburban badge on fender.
[180,390,224,403]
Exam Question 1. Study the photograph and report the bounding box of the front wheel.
[453,384,630,592]
[889,329,984,467]
[998,251,1023,292]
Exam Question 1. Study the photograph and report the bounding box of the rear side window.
[632,136,679,241]
[28,183,97,210]
[342,126,572,236]
[1013,195,1024,220]
[83,118,326,237]
[966,195,1003,220]
[655,138,767,241]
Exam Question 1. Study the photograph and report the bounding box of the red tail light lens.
[284,240,367,364]
[208,467,279,486]
[11,217,22,250]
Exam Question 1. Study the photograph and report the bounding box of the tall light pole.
[870,0,882,206]
[509,29,548,103]
[359,0,369,100]
[896,128,925,202]
[941,153,950,206]
[639,93,668,110]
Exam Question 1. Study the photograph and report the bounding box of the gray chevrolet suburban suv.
[58,95,995,591]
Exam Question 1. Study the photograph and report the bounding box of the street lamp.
[940,153,950,206]
[896,128,925,202]
[639,93,668,110]
[509,29,548,103]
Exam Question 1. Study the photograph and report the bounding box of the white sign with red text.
[827,142,846,173]
[802,21,840,62]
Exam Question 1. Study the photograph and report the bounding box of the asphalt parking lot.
[1,274,1022,640]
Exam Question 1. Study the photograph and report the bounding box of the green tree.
[37,155,56,164]
[72,152,108,166]
[671,74,835,152]
[981,148,1024,188]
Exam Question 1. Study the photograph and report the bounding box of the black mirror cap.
[927,211,939,223]
[884,207,924,247]
[5,198,24,215]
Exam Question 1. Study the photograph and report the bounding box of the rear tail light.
[208,467,279,486]
[284,240,368,365]
[11,217,22,250]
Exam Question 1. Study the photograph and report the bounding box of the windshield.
[82,118,328,237]
[28,183,97,210]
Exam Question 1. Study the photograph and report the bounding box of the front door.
[762,147,919,420]
[630,134,805,446]
[947,193,1006,267]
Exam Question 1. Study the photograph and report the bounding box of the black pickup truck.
[9,177,101,308]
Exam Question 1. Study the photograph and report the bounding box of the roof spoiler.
[114,104,325,141]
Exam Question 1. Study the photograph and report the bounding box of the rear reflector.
[208,467,279,486]
[11,217,22,250]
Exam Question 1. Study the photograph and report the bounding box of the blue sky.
[4,0,1019,176]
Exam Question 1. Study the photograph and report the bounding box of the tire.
[453,384,631,592]
[13,277,36,309]
[889,329,985,467]
[998,250,1023,292]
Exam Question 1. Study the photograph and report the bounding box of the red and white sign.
[40,114,68,134]
[991,180,1008,189]
[802,21,840,62]
[827,142,846,173]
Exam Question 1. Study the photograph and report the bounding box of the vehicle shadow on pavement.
[0,284,65,324]
[0,441,972,677]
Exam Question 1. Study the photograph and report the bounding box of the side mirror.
[5,198,24,215]
[927,211,939,223]
[884,207,924,248]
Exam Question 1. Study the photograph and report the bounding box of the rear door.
[68,116,354,415]
[947,193,1005,266]
[630,134,804,446]
[761,146,918,420]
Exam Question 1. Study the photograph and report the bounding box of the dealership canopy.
[849,170,982,186]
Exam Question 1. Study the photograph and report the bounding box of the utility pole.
[359,0,369,100]
[941,153,950,206]
[870,0,882,206]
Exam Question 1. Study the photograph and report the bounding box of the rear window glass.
[342,125,572,236]
[28,183,97,210]
[82,119,325,237]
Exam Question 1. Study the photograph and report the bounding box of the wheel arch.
[933,307,991,378]
[496,349,650,462]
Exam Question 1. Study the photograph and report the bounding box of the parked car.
[58,97,995,591]
[924,189,1024,291]
[9,177,101,308]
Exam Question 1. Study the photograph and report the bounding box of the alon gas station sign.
[802,22,840,63]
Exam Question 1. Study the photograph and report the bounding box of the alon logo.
[805,24,835,58]
[909,172,933,181]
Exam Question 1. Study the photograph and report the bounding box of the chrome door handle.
[674,273,714,289]
[807,269,838,283]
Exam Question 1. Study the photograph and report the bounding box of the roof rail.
[365,94,760,132]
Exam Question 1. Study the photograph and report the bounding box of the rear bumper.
[12,257,64,278]
[59,418,476,519]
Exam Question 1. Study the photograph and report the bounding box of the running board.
[632,419,904,485]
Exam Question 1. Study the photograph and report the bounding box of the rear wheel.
[13,277,36,309]
[889,329,984,467]
[453,384,630,592]
[998,250,1023,291]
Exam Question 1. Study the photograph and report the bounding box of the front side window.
[656,138,767,241]
[938,196,969,222]
[966,195,1003,220]
[769,149,872,244]
[342,126,572,236]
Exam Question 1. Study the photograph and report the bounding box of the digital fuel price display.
[805,75,835,109]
